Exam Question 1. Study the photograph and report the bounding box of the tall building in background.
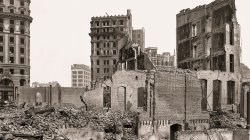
[145,47,175,67]
[132,28,145,52]
[89,9,133,84]
[176,0,241,111]
[0,0,32,102]
[71,64,91,88]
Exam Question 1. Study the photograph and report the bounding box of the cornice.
[0,12,32,22]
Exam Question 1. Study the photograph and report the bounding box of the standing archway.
[0,78,14,102]
[170,124,182,140]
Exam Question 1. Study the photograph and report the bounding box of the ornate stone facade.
[0,0,32,102]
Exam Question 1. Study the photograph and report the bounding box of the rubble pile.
[0,106,139,140]
[210,110,246,130]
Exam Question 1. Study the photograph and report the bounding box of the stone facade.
[176,0,242,111]
[0,0,32,103]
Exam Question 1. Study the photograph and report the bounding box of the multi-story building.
[176,0,241,111]
[71,64,91,88]
[132,28,145,52]
[145,47,175,67]
[0,0,32,102]
[89,9,133,84]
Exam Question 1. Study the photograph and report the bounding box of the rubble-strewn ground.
[0,105,138,140]
[210,110,246,130]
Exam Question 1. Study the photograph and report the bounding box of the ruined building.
[132,28,145,52]
[176,0,241,111]
[145,47,176,67]
[0,0,32,102]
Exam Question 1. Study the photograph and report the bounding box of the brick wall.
[154,71,208,121]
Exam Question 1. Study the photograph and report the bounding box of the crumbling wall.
[154,70,209,121]
[111,70,147,112]
[18,87,86,107]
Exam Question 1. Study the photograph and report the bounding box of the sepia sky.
[30,0,250,87]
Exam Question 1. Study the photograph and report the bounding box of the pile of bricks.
[0,105,139,140]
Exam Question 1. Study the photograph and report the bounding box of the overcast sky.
[30,0,250,87]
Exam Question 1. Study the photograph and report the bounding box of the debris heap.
[0,105,139,140]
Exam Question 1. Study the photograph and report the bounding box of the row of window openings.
[96,50,116,56]
[95,20,124,27]
[72,79,87,83]
[96,35,118,41]
[0,68,25,75]
[0,56,25,63]
[96,68,116,74]
[0,19,25,26]
[72,71,89,74]
[72,75,90,78]
[97,59,116,65]
[96,42,116,48]
[0,0,22,5]
[0,46,25,54]
[0,0,25,6]
[0,27,25,34]
[95,27,125,33]
[0,8,25,14]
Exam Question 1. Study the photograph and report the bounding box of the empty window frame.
[119,20,124,25]
[113,50,117,55]
[0,36,3,42]
[10,20,14,25]
[230,54,234,72]
[20,0,25,6]
[10,27,14,33]
[20,69,25,75]
[20,57,24,64]
[113,59,117,65]
[10,47,14,54]
[10,0,14,5]
[9,36,14,43]
[192,24,197,37]
[10,57,14,63]
[0,56,3,63]
[20,29,25,34]
[10,69,14,74]
[227,81,235,104]
[20,38,25,44]
[10,9,14,13]
[20,47,25,54]
[0,26,3,32]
